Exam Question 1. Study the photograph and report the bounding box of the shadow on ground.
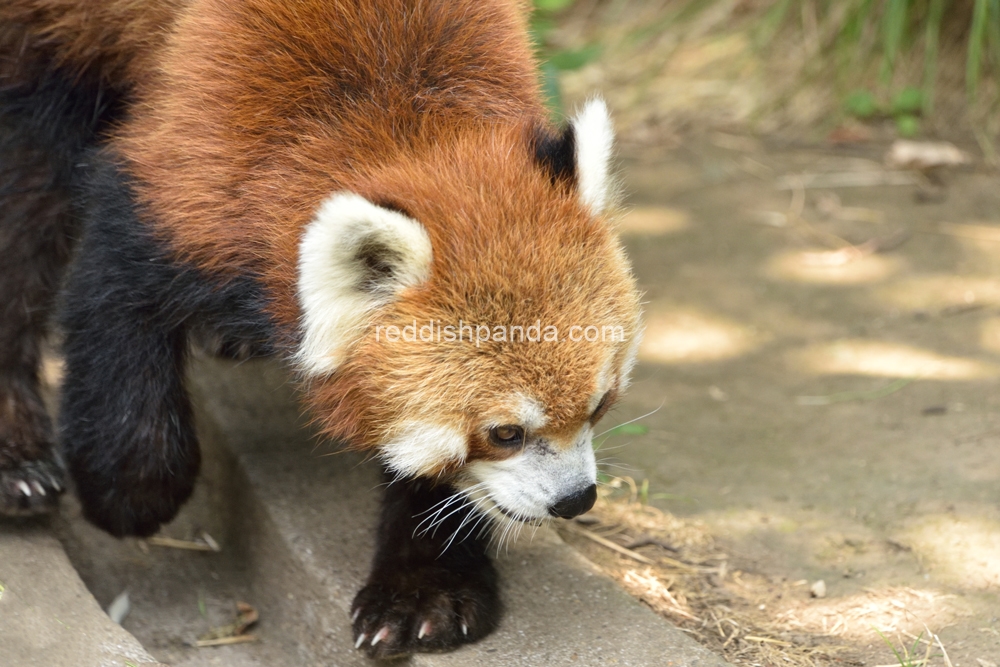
[603,137,1000,664]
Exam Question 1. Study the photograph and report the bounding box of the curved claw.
[371,626,390,647]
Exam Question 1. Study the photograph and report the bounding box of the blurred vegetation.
[759,0,1000,134]
[534,0,999,139]
[531,0,600,116]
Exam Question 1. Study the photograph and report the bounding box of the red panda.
[0,0,642,658]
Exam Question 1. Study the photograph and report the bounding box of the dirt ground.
[580,137,1000,666]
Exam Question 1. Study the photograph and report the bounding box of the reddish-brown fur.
[312,139,640,458]
[3,0,641,470]
[0,0,182,86]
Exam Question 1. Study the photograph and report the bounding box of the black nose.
[548,484,597,519]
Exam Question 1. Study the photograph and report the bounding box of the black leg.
[58,161,200,538]
[59,301,198,538]
[57,153,277,538]
[0,74,94,515]
[351,475,502,659]
[0,182,70,514]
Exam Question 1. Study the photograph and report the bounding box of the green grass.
[759,0,1000,122]
[874,629,936,667]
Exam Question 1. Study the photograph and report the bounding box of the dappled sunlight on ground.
[979,317,1000,355]
[597,140,1000,663]
[639,309,765,364]
[764,249,903,285]
[773,586,960,642]
[786,339,998,379]
[875,275,1000,312]
[899,515,1000,591]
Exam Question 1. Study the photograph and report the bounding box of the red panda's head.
[296,100,642,524]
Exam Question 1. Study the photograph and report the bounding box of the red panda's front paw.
[350,566,501,659]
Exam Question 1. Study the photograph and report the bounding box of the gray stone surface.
[188,356,730,667]
[0,523,161,667]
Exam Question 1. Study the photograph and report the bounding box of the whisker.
[494,514,517,557]
[413,483,488,537]
[424,494,482,539]
[415,482,486,518]
[591,441,633,453]
[417,495,472,537]
[473,508,497,540]
[594,402,664,440]
[440,495,493,553]
[597,461,637,473]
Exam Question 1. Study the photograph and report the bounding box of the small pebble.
[809,580,827,599]
[107,590,130,624]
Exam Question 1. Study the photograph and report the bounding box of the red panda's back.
[0,0,186,87]
[113,0,545,279]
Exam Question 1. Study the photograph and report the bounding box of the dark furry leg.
[59,164,200,538]
[0,144,75,516]
[58,154,276,538]
[1,54,123,516]
[351,475,501,659]
[59,309,198,538]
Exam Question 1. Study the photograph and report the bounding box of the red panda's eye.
[489,425,525,448]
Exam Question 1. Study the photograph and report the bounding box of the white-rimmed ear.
[296,193,432,376]
[571,98,616,215]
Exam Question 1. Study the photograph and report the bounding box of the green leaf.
[844,90,878,118]
[607,423,649,436]
[892,87,923,115]
[534,0,576,12]
[896,114,920,137]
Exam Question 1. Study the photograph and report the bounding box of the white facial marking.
[381,421,467,478]
[591,351,617,411]
[465,425,597,520]
[572,98,616,215]
[619,326,644,391]
[296,193,433,376]
[512,393,548,431]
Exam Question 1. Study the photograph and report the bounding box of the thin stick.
[926,624,955,667]
[147,537,215,552]
[562,523,654,564]
[744,636,792,646]
[194,635,258,647]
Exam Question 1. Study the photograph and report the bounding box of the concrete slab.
[0,521,161,667]
[188,356,731,667]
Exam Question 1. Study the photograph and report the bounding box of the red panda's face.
[297,101,641,524]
